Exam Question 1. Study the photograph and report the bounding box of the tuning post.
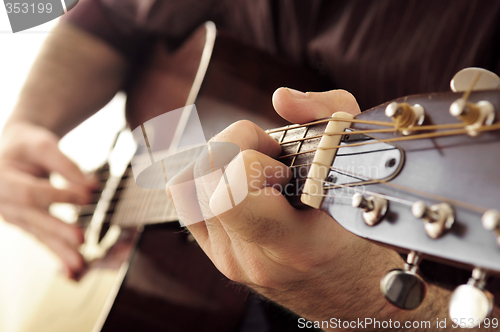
[385,102,425,135]
[411,201,454,239]
[380,251,426,310]
[482,209,500,248]
[449,98,495,136]
[449,268,494,328]
[351,193,388,226]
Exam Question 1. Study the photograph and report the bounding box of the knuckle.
[247,263,280,289]
[35,134,57,154]
[213,120,255,142]
[20,185,38,206]
[240,149,258,160]
[231,119,254,131]
[215,256,246,284]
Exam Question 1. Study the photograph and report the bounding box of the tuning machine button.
[449,268,494,328]
[449,98,495,136]
[385,102,425,135]
[450,67,500,92]
[380,251,426,310]
[351,193,388,226]
[482,209,500,248]
[411,201,454,239]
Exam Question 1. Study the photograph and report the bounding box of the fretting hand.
[165,88,445,327]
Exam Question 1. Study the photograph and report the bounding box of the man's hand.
[166,88,500,331]
[167,89,415,322]
[0,122,96,278]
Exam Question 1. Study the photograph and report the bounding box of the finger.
[0,204,85,276]
[207,150,292,235]
[0,170,91,207]
[31,228,85,276]
[33,178,92,206]
[272,88,361,124]
[187,150,289,252]
[0,203,84,247]
[25,133,97,188]
[211,120,281,157]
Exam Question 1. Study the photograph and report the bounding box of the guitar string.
[266,114,470,136]
[275,123,468,146]
[274,72,488,156]
[286,177,416,207]
[462,72,482,102]
[269,72,483,137]
[287,162,489,214]
[265,117,396,134]
[277,122,500,160]
[297,182,416,207]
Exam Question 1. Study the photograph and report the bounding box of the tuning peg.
[450,67,500,92]
[380,251,426,310]
[385,102,425,135]
[351,193,388,226]
[449,98,495,136]
[411,201,454,239]
[449,268,494,328]
[482,209,500,248]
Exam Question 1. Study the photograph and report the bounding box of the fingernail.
[287,88,308,99]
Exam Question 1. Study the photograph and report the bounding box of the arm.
[167,88,500,331]
[6,22,128,135]
[0,22,128,277]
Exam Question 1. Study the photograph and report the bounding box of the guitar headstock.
[328,89,500,270]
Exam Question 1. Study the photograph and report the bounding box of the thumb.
[272,88,361,124]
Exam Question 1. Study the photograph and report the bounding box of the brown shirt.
[65,0,500,110]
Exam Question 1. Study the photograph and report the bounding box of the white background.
[0,7,127,332]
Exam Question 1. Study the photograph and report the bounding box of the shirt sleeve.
[62,0,219,60]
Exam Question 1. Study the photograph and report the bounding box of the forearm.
[253,244,499,331]
[6,22,128,136]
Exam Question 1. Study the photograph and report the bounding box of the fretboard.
[266,121,328,207]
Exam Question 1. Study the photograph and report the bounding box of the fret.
[278,127,305,167]
[268,128,287,143]
[279,129,287,143]
[290,126,309,167]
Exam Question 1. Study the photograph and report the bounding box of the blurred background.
[0,9,127,332]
